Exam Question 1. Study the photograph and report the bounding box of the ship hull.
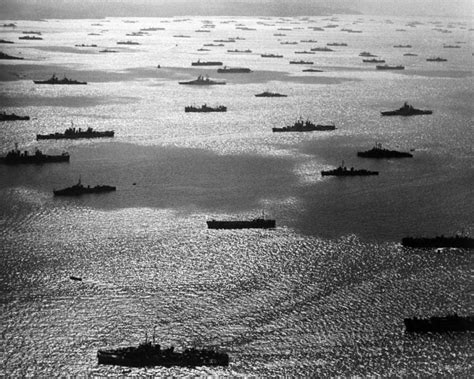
[37,131,114,140]
[54,186,116,196]
[273,125,335,132]
[0,155,69,164]
[404,315,474,333]
[357,150,413,158]
[381,110,432,116]
[207,220,276,229]
[321,170,378,176]
[401,237,474,249]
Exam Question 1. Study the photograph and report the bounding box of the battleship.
[54,178,116,196]
[363,58,385,63]
[426,57,447,62]
[207,217,276,229]
[217,66,252,73]
[97,341,229,367]
[0,146,69,164]
[401,235,474,249]
[321,162,378,176]
[273,119,335,132]
[33,74,87,85]
[178,75,225,85]
[381,102,432,116]
[0,112,30,121]
[289,60,313,65]
[357,143,413,158]
[191,60,223,66]
[185,104,227,112]
[37,125,114,140]
[0,51,24,60]
[255,91,287,97]
[376,64,405,70]
[404,314,474,333]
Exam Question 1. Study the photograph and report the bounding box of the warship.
[75,44,97,47]
[19,35,42,40]
[404,314,474,333]
[381,102,432,116]
[280,41,298,45]
[33,74,87,85]
[185,104,227,112]
[99,49,118,53]
[393,44,412,48]
[261,53,283,58]
[301,39,318,43]
[217,66,252,73]
[359,51,376,57]
[327,42,347,46]
[302,68,323,72]
[116,41,140,45]
[273,119,335,132]
[376,64,405,70]
[426,57,447,62]
[321,162,378,176]
[179,75,226,85]
[0,51,24,60]
[207,217,275,229]
[97,341,229,367]
[310,47,334,52]
[0,146,69,164]
[294,51,315,54]
[191,60,223,66]
[255,91,287,97]
[227,49,252,53]
[289,60,314,64]
[363,58,385,63]
[0,112,30,121]
[37,125,114,140]
[0,39,14,44]
[54,178,116,196]
[401,235,474,249]
[357,143,413,158]
[404,53,418,56]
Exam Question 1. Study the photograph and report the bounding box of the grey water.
[1,14,473,377]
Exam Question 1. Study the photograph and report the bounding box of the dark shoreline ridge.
[401,236,474,249]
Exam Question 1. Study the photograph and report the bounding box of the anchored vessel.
[273,119,335,132]
[376,64,405,70]
[97,341,229,367]
[207,217,276,229]
[363,58,385,63]
[54,178,116,196]
[217,66,252,73]
[261,53,283,58]
[321,162,378,176]
[0,51,24,60]
[0,147,69,164]
[357,143,413,158]
[381,102,432,116]
[185,104,227,112]
[0,112,29,121]
[310,47,333,52]
[37,126,114,140]
[179,75,225,85]
[191,60,223,66]
[404,314,474,333]
[426,57,447,62]
[290,60,313,64]
[255,91,287,97]
[401,235,474,249]
[33,74,87,85]
[116,40,140,45]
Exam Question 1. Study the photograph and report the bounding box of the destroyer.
[98,341,229,367]
[363,58,385,63]
[185,104,227,112]
[217,66,252,73]
[207,217,275,229]
[357,143,413,158]
[321,162,378,176]
[404,314,474,333]
[0,112,29,121]
[179,75,225,85]
[273,119,335,132]
[255,91,287,97]
[381,102,432,116]
[289,60,313,64]
[191,60,223,66]
[426,57,447,62]
[37,125,114,140]
[401,235,474,249]
[54,178,116,196]
[33,74,87,85]
[0,146,69,164]
[376,64,405,70]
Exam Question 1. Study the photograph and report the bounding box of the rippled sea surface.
[1,15,473,377]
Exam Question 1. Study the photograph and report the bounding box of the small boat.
[69,276,83,281]
[116,41,140,45]
[302,68,323,72]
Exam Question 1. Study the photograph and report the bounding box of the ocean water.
[0,15,473,377]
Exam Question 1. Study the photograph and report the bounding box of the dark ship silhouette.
[426,57,447,62]
[363,58,385,63]
[310,47,334,52]
[273,119,335,132]
[207,215,276,229]
[321,162,378,176]
[357,143,413,158]
[217,66,252,73]
[53,178,116,196]
[401,235,474,249]
[116,40,140,45]
[0,112,30,121]
[376,64,405,70]
[19,35,42,40]
[404,314,474,333]
[0,146,69,164]
[191,60,223,66]
[179,75,226,85]
[33,74,87,85]
[0,51,24,60]
[260,53,283,58]
[289,60,314,64]
[185,104,227,112]
[37,125,114,140]
[255,91,287,97]
[381,102,432,116]
[97,340,229,368]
